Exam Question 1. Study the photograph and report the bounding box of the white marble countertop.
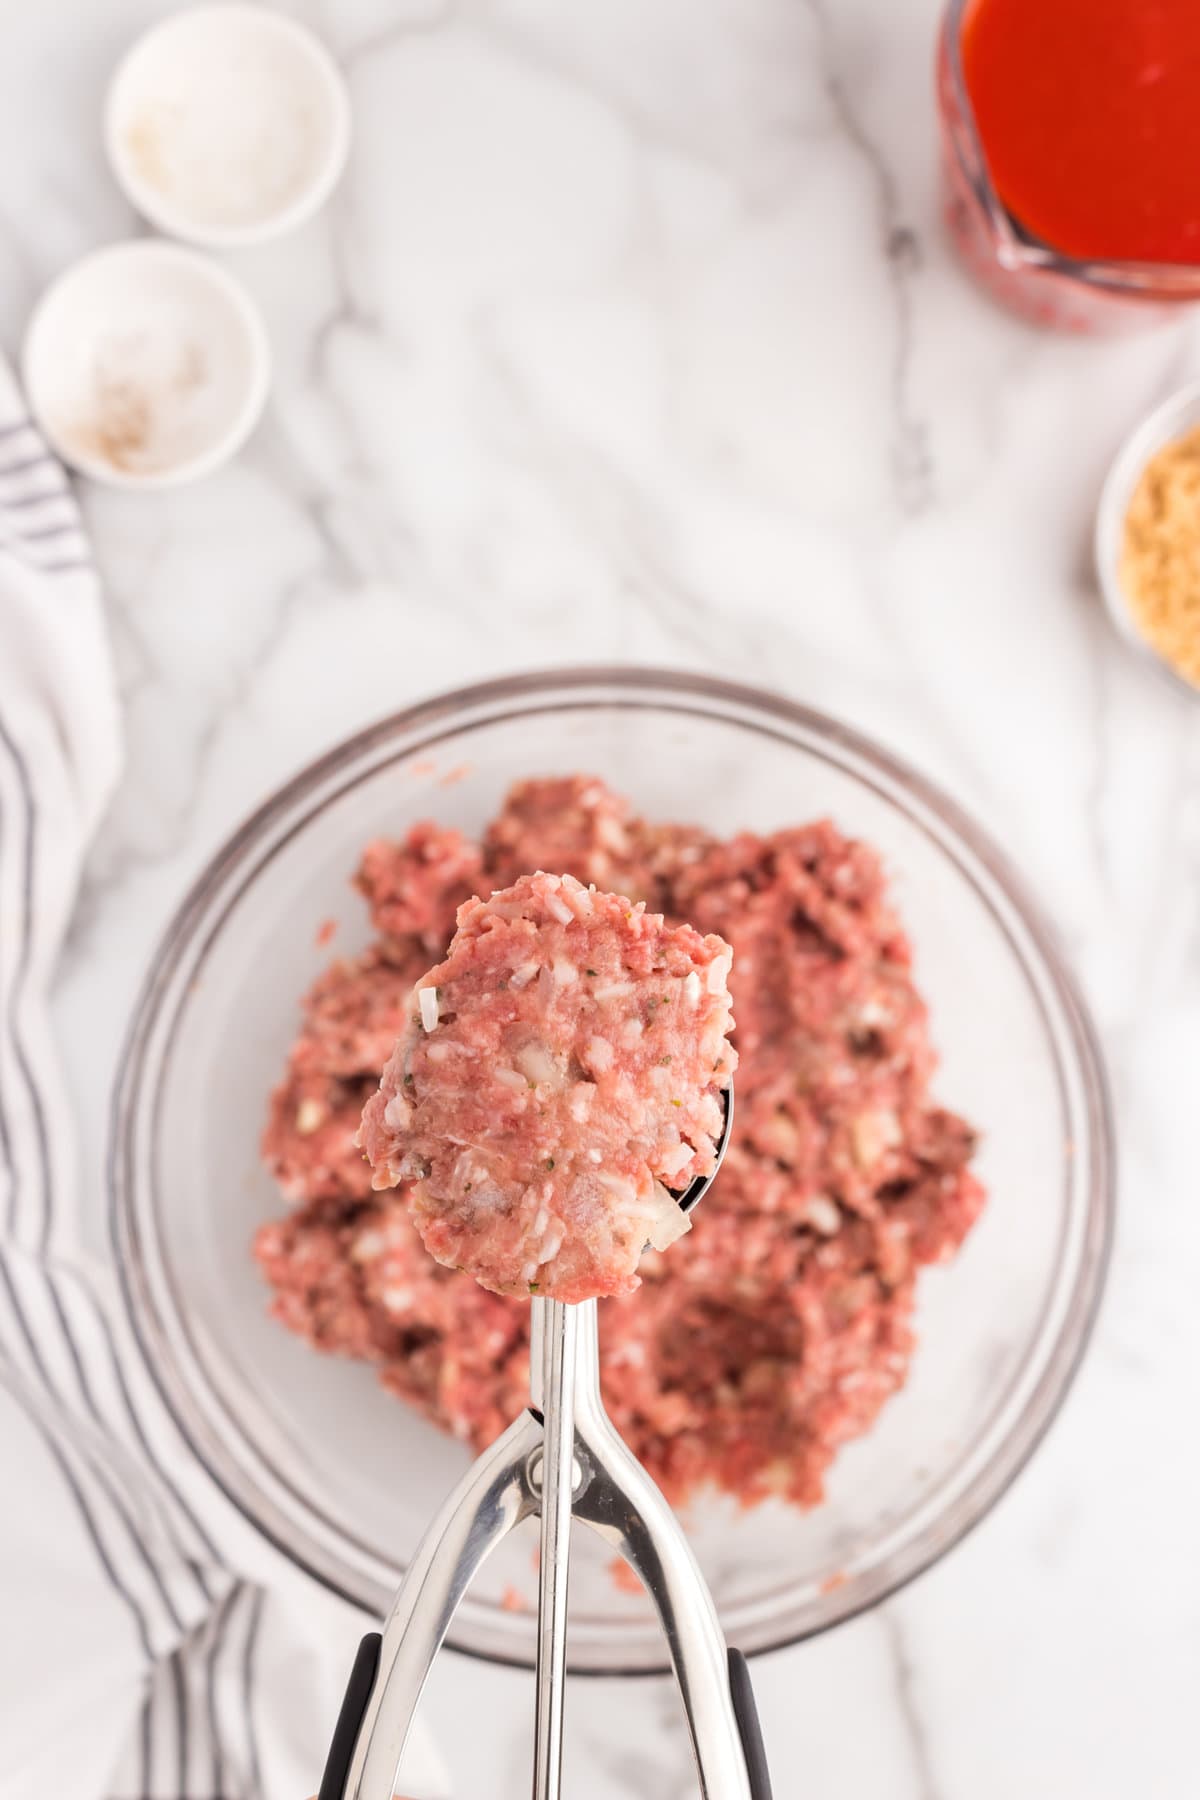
[6,0,1199,1794]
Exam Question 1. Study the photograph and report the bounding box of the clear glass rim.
[940,0,1200,297]
[109,664,1116,1672]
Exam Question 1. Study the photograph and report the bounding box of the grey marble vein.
[879,1607,946,1800]
[800,0,934,516]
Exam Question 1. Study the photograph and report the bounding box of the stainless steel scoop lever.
[319,1089,772,1800]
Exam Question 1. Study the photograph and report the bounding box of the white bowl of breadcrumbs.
[1096,377,1200,698]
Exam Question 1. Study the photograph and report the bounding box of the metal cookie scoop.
[318,1089,773,1800]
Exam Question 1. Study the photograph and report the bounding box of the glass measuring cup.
[936,0,1200,332]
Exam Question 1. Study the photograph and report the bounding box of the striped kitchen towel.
[0,360,446,1800]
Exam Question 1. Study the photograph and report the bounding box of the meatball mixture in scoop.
[359,871,737,1302]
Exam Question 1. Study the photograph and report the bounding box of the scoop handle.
[327,1407,542,1799]
[531,1297,578,1800]
[318,1633,381,1800]
[728,1648,773,1800]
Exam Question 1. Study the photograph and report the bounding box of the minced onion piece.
[706,952,732,993]
[593,980,635,1002]
[515,1040,562,1087]
[383,1092,412,1130]
[596,1171,638,1200]
[658,1140,694,1179]
[646,1180,690,1250]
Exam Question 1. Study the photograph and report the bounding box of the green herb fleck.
[403,1072,414,1086]
[528,1280,540,1294]
[585,968,598,978]
[544,1158,555,1171]
[658,1055,672,1066]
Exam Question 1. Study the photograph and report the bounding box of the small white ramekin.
[104,4,350,249]
[21,240,271,489]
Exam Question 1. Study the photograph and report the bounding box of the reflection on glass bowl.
[110,668,1113,1673]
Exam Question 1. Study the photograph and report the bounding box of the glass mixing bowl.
[110,668,1113,1672]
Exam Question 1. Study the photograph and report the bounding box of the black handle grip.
[728,1647,773,1800]
[318,1631,382,1800]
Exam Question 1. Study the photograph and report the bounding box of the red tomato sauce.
[962,0,1200,264]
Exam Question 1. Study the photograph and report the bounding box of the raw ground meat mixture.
[257,776,985,1509]
[359,871,736,1302]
